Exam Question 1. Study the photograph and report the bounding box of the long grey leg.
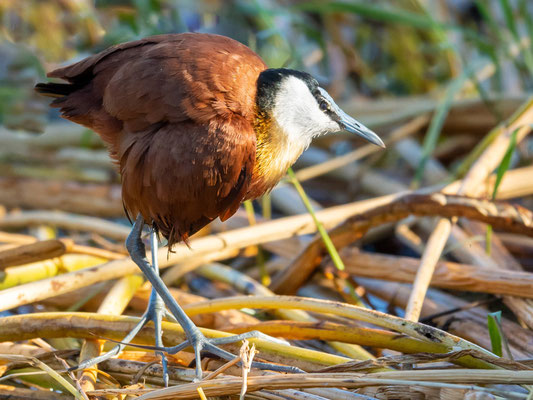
[126,215,208,378]
[74,227,172,386]
[150,230,169,386]
[126,215,302,379]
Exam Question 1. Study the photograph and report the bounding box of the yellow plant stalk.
[0,312,349,371]
[0,254,107,290]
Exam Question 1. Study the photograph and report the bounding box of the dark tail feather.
[35,82,76,98]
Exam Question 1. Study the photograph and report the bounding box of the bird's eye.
[319,100,330,112]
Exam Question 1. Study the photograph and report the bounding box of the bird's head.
[256,68,385,148]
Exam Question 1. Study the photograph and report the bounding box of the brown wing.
[120,118,255,247]
[40,33,266,246]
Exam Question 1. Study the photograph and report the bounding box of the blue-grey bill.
[317,87,385,148]
[339,110,386,148]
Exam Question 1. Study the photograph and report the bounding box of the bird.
[36,32,384,382]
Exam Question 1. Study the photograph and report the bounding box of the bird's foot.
[163,327,304,380]
[72,287,173,386]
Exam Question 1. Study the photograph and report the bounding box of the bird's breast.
[246,112,310,199]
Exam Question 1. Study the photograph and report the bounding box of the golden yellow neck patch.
[249,110,308,197]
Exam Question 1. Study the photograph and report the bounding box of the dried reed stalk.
[0,210,131,240]
[359,279,533,359]
[197,262,374,361]
[182,296,493,361]
[0,384,73,400]
[337,249,533,298]
[224,320,449,355]
[0,178,123,217]
[409,96,533,322]
[271,193,533,294]
[95,370,533,400]
[0,238,73,269]
[0,312,350,371]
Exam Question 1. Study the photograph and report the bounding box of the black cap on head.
[257,68,319,111]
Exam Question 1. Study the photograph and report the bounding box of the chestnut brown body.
[37,33,267,246]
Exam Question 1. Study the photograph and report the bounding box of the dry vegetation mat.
[1,94,533,400]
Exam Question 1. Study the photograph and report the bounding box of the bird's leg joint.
[126,214,146,259]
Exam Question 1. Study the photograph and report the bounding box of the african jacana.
[36,33,384,381]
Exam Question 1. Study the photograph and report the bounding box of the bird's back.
[37,33,267,246]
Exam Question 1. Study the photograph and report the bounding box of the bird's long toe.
[164,329,303,380]
[70,287,171,386]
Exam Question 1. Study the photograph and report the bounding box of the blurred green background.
[2,0,532,134]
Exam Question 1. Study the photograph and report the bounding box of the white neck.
[271,75,339,145]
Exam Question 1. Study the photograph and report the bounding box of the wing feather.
[120,120,255,247]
